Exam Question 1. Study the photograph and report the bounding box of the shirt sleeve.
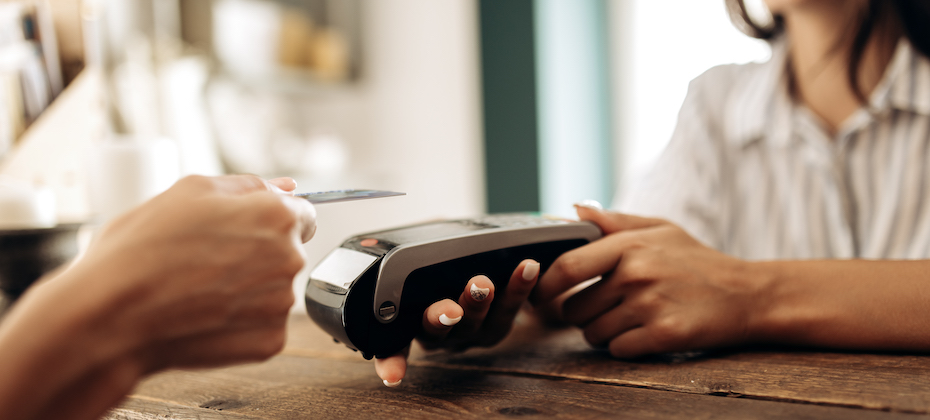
[616,69,729,250]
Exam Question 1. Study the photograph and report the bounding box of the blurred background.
[0,0,768,305]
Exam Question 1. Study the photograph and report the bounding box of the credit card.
[295,189,406,204]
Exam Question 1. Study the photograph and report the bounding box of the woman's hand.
[0,175,317,420]
[374,259,541,386]
[533,205,766,358]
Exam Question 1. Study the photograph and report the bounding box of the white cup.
[0,178,56,229]
[88,137,180,222]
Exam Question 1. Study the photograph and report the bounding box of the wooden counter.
[106,312,930,419]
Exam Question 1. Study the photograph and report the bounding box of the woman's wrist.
[739,260,794,344]
[740,260,836,346]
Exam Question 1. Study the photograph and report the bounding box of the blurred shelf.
[214,68,361,97]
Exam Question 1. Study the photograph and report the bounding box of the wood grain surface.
[108,313,930,419]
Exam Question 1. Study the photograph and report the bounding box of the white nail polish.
[522,262,540,281]
[383,379,402,387]
[574,199,603,210]
[470,283,490,301]
[439,314,462,326]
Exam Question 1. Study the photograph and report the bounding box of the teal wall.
[480,0,613,215]
[479,0,540,213]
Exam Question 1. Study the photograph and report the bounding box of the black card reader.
[304,214,602,359]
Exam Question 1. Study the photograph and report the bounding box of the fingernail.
[470,283,490,301]
[574,199,603,210]
[439,313,462,326]
[522,261,540,281]
[269,184,287,194]
[383,379,402,387]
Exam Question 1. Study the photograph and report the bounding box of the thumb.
[374,347,410,387]
[574,202,665,234]
[280,195,317,243]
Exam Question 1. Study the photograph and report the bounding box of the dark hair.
[725,0,930,103]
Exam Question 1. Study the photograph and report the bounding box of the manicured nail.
[470,283,490,301]
[574,199,603,210]
[439,313,462,326]
[383,379,402,387]
[522,261,540,281]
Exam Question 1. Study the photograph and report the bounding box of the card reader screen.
[375,221,486,244]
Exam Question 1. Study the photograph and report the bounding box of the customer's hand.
[86,175,316,368]
[533,205,763,358]
[374,259,541,386]
[0,175,316,420]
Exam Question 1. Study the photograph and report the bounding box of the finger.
[479,260,540,343]
[449,275,494,339]
[581,303,643,348]
[374,346,410,387]
[134,278,289,342]
[146,324,288,370]
[280,195,317,242]
[146,273,294,341]
[608,327,666,359]
[533,232,638,304]
[227,283,296,327]
[207,174,271,194]
[417,299,463,348]
[575,205,665,235]
[209,174,298,196]
[531,276,600,325]
[562,270,628,327]
[268,177,298,193]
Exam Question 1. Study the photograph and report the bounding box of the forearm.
[32,354,144,420]
[0,263,144,420]
[749,259,930,350]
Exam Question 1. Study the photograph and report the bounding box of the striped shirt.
[618,39,930,260]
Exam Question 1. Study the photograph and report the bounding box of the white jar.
[0,178,57,229]
[87,137,180,222]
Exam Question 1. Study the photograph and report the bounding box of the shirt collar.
[724,39,791,149]
[870,38,930,117]
[725,37,930,150]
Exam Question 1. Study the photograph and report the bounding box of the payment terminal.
[304,214,602,359]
